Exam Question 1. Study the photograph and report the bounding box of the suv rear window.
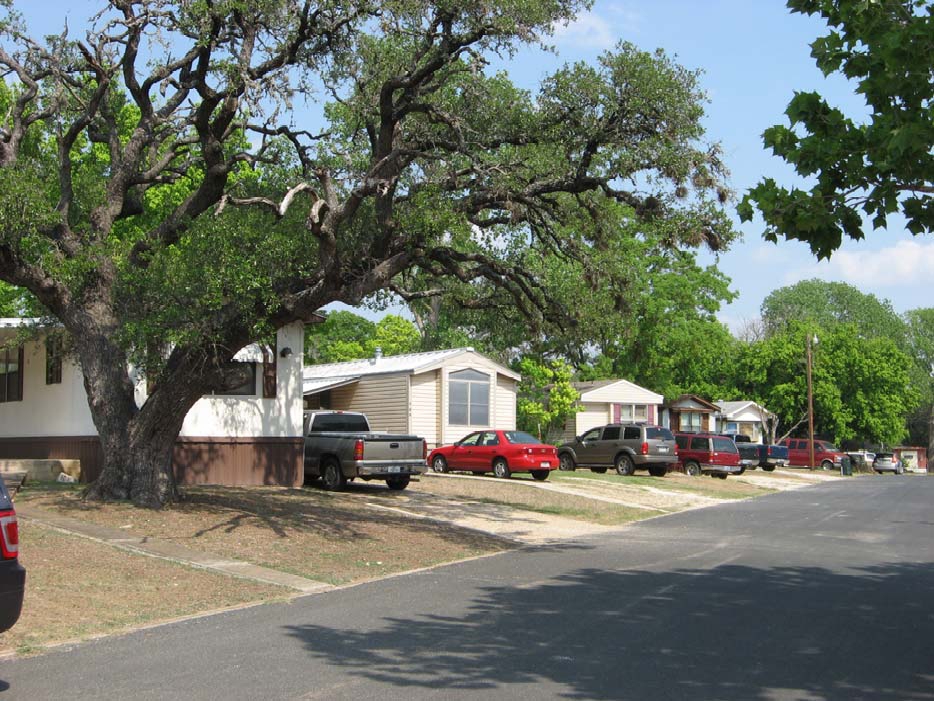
[713,437,737,452]
[646,427,674,440]
[310,413,370,432]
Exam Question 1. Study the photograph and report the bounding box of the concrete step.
[0,459,80,481]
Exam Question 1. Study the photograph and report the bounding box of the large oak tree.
[0,0,733,507]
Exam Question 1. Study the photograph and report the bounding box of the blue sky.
[20,1,932,330]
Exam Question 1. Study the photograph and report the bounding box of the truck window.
[623,426,640,439]
[310,413,370,432]
[602,426,620,440]
[646,427,674,440]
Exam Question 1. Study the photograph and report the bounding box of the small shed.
[559,379,664,442]
[663,394,720,434]
[302,348,519,448]
[893,446,929,472]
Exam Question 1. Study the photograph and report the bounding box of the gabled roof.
[572,379,663,404]
[666,394,720,412]
[302,347,520,390]
[716,400,775,419]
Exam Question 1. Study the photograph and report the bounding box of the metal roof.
[302,374,361,395]
[302,347,519,386]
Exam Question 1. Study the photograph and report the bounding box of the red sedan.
[428,430,558,480]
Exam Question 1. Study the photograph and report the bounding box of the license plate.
[658,447,668,453]
[540,461,551,468]
[388,466,401,473]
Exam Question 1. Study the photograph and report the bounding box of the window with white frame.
[0,346,23,403]
[449,369,490,426]
[619,404,648,422]
[680,411,702,432]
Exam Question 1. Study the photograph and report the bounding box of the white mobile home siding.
[496,376,517,434]
[330,373,410,434]
[409,370,441,447]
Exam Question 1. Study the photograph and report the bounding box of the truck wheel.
[763,465,776,472]
[432,455,449,473]
[648,464,667,478]
[685,461,701,477]
[558,453,576,471]
[321,460,346,491]
[386,475,410,491]
[492,458,511,479]
[821,460,833,470]
[615,454,635,477]
[530,470,550,481]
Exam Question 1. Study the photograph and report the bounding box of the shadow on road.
[285,560,934,700]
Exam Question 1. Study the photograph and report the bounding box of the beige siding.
[495,376,517,431]
[575,404,610,437]
[410,370,441,447]
[581,380,663,405]
[330,374,409,434]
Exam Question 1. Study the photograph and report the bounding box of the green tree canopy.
[740,0,934,258]
[760,280,907,344]
[0,1,735,506]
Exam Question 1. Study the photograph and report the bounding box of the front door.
[575,427,604,464]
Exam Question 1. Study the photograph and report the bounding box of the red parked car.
[0,476,24,634]
[674,433,743,479]
[428,430,558,480]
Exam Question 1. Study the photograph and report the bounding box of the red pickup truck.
[780,439,847,469]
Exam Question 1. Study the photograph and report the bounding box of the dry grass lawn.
[0,522,286,655]
[406,474,652,525]
[16,483,513,585]
[547,469,779,500]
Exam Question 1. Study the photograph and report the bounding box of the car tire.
[432,455,449,473]
[685,461,701,477]
[648,464,667,478]
[321,460,346,491]
[763,465,776,472]
[386,475,410,491]
[615,454,635,477]
[531,470,550,481]
[492,458,511,479]
[558,453,576,471]
[821,460,833,470]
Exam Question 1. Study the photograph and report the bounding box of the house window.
[0,346,24,403]
[619,404,648,421]
[212,362,257,396]
[449,368,490,426]
[681,411,702,432]
[46,336,63,385]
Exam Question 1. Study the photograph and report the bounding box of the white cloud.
[783,240,934,289]
[552,10,618,50]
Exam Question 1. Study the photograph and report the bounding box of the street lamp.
[806,333,819,469]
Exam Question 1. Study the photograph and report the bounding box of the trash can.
[839,455,852,476]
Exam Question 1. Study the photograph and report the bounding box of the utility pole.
[806,334,817,469]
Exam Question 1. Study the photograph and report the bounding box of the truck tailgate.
[358,434,425,462]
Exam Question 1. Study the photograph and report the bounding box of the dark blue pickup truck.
[736,442,789,472]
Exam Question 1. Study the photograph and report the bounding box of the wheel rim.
[687,462,699,476]
[433,456,447,473]
[494,460,507,478]
[324,463,340,488]
[616,456,633,476]
[559,455,573,471]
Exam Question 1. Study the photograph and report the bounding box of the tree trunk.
[74,324,208,508]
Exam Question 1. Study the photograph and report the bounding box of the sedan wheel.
[492,458,511,479]
[432,455,449,474]
[615,454,635,477]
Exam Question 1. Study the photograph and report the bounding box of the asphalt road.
[2,476,932,700]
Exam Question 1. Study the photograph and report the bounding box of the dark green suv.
[557,423,677,477]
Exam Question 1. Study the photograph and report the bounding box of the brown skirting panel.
[0,436,303,488]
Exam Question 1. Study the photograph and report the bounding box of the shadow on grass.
[16,482,514,553]
[285,559,934,700]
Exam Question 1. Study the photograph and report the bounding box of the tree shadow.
[285,560,934,699]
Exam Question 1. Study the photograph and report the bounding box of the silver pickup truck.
[303,411,426,491]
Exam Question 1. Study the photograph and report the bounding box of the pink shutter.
[612,403,621,422]
[648,405,655,423]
